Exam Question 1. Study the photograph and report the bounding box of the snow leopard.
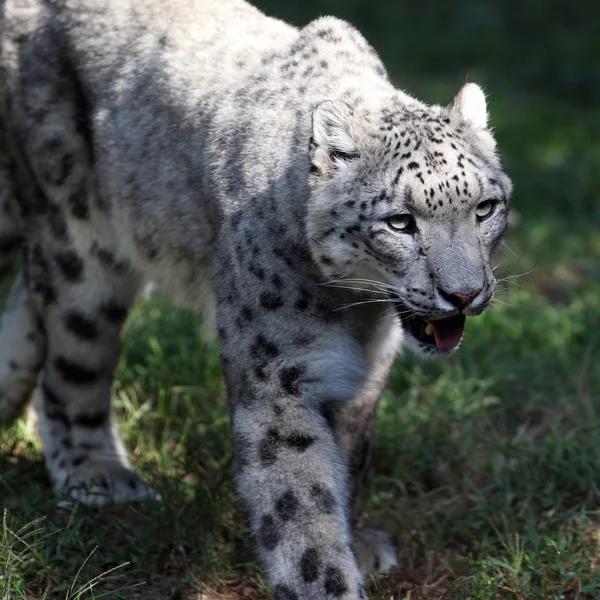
[0,0,512,597]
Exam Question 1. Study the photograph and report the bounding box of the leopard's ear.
[310,100,360,176]
[450,83,488,130]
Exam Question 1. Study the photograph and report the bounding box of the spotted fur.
[0,0,511,597]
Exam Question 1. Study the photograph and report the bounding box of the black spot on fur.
[273,247,295,269]
[259,514,280,550]
[259,428,282,466]
[44,406,70,429]
[324,566,347,597]
[273,585,299,600]
[295,288,311,311]
[42,382,64,406]
[101,301,128,323]
[72,412,107,428]
[260,291,284,310]
[275,490,299,521]
[54,356,99,384]
[67,184,89,220]
[96,477,109,489]
[78,442,101,451]
[94,247,129,273]
[131,229,159,260]
[64,311,98,340]
[71,455,88,467]
[310,483,336,514]
[28,246,56,304]
[280,365,306,395]
[34,280,56,305]
[249,264,266,280]
[240,305,254,322]
[286,432,316,452]
[48,204,68,239]
[315,299,339,322]
[55,251,83,282]
[300,547,321,582]
[254,364,267,380]
[251,334,279,359]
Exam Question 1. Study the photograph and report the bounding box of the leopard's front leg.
[232,395,365,600]
[219,289,370,597]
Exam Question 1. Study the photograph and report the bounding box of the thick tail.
[0,165,47,423]
[0,17,48,421]
[0,272,46,423]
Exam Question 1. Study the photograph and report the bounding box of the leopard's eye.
[386,214,416,234]
[475,199,497,221]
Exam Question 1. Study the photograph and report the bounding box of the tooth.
[424,324,433,336]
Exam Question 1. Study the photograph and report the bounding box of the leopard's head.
[307,83,512,358]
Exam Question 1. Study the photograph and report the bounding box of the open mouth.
[399,309,466,350]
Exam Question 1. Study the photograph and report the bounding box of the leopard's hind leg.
[28,238,158,505]
[2,12,158,504]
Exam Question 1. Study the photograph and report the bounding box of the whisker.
[340,278,397,290]
[494,280,520,293]
[319,283,390,295]
[333,298,402,312]
[496,267,537,281]
[491,298,518,308]
[493,286,513,298]
[320,277,397,293]
[503,242,518,257]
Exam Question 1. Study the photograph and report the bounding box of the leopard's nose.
[438,288,481,309]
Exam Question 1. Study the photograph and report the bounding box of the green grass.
[2,0,600,598]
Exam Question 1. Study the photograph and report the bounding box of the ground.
[1,0,600,598]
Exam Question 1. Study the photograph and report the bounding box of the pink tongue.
[428,315,466,349]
